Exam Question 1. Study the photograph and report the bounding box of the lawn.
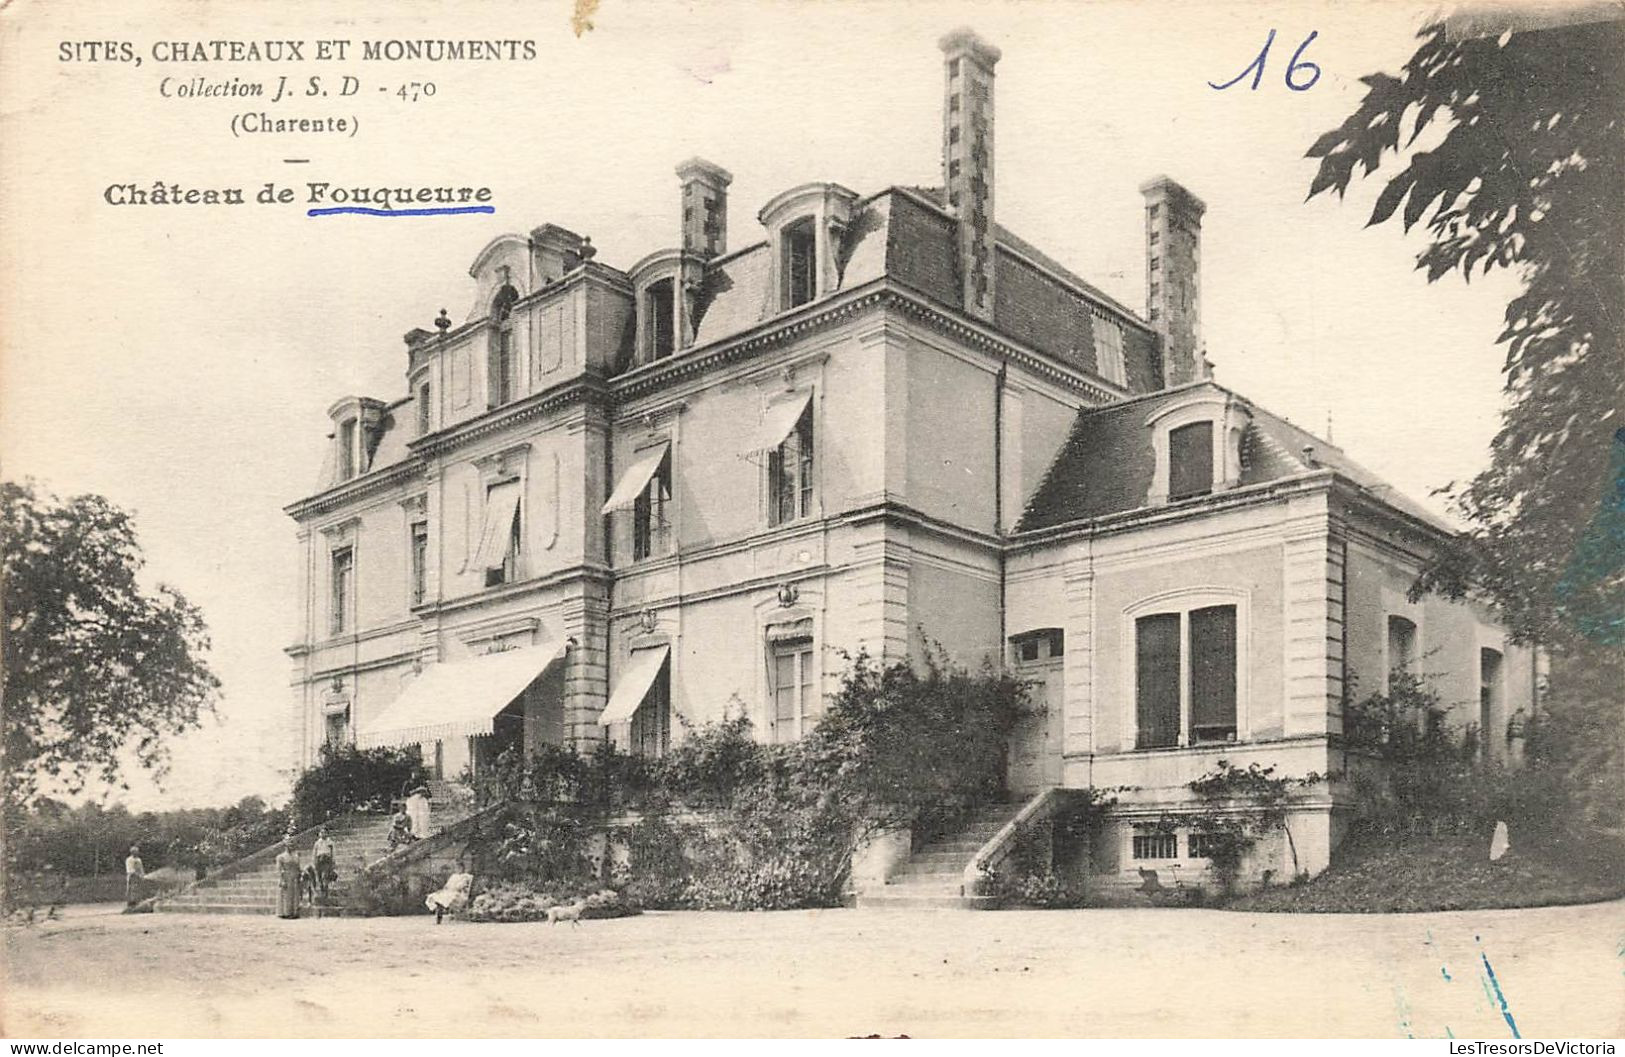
[4,898,1621,1037]
[1227,835,1624,914]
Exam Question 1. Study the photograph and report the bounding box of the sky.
[0,0,1524,811]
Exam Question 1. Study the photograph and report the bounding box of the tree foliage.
[2,480,220,805]
[289,743,428,828]
[1306,16,1623,649]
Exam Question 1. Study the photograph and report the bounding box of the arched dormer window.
[1145,389,1251,507]
[488,284,519,408]
[628,249,685,367]
[757,183,858,314]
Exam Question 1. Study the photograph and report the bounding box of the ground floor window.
[630,663,671,758]
[769,626,816,742]
[1134,603,1238,748]
[323,707,349,748]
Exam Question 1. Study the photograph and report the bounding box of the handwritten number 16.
[1208,29,1321,92]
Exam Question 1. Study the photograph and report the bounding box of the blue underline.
[306,206,495,218]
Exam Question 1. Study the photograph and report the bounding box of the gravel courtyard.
[5,900,1622,1038]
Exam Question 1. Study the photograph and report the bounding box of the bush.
[291,744,427,828]
[347,867,431,916]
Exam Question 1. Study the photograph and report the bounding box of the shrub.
[347,867,431,916]
[290,744,427,828]
[464,882,637,923]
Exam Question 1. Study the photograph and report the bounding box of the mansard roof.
[1017,381,1449,534]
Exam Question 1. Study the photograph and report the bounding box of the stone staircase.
[157,792,472,917]
[857,801,1024,909]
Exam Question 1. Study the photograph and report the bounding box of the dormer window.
[783,218,817,308]
[1168,421,1214,500]
[645,277,676,361]
[488,284,519,409]
[1146,392,1250,507]
[758,183,857,314]
[337,418,357,480]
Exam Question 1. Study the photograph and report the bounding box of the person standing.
[124,845,145,907]
[275,841,301,920]
[312,827,336,899]
[405,785,431,839]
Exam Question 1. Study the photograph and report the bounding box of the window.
[324,708,349,748]
[1150,256,1161,272]
[630,662,671,758]
[1094,319,1127,387]
[473,482,522,588]
[1387,616,1417,690]
[1167,421,1214,499]
[632,449,672,561]
[1149,229,1160,245]
[769,627,817,742]
[769,403,814,525]
[1186,831,1219,859]
[1479,647,1503,759]
[329,547,354,635]
[1011,628,1064,663]
[488,285,519,409]
[645,277,675,361]
[782,217,817,308]
[409,521,429,607]
[416,382,431,435]
[1135,604,1238,748]
[337,419,357,480]
[1132,828,1177,859]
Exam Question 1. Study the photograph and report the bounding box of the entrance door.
[1008,629,1066,796]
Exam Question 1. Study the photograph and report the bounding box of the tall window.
[324,708,349,748]
[409,521,429,607]
[1168,421,1214,499]
[645,278,675,362]
[480,482,522,588]
[416,382,432,435]
[769,405,814,525]
[488,285,519,409]
[1135,604,1238,748]
[782,217,817,308]
[337,419,357,480]
[329,547,354,635]
[633,451,671,561]
[1387,615,1417,690]
[630,664,671,758]
[770,630,817,742]
[1479,647,1503,760]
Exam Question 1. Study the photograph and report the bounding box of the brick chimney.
[676,157,732,259]
[939,28,1000,323]
[1140,176,1206,387]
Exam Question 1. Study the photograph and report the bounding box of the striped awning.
[357,639,567,749]
[597,646,670,726]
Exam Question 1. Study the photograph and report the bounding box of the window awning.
[357,639,568,749]
[598,645,670,726]
[749,391,812,454]
[471,481,521,572]
[601,443,669,514]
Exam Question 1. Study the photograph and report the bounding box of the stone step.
[156,902,274,916]
[889,869,963,885]
[856,892,992,910]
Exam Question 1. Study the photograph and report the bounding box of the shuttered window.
[1135,613,1181,749]
[1189,605,1238,742]
[1168,421,1213,499]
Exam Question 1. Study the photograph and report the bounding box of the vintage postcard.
[2,0,1621,1042]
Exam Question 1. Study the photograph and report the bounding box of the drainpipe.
[995,362,1007,651]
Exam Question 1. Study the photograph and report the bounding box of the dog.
[545,898,587,926]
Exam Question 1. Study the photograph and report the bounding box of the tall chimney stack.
[1140,176,1206,387]
[676,157,732,259]
[939,28,1000,323]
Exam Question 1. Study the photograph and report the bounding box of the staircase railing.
[962,787,1067,898]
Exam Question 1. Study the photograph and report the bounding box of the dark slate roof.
[1017,382,1450,533]
[675,186,1163,394]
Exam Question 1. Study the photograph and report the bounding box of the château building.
[285,29,1536,886]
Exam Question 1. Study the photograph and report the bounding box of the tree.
[1305,14,1623,851]
[1305,14,1623,650]
[2,480,220,805]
